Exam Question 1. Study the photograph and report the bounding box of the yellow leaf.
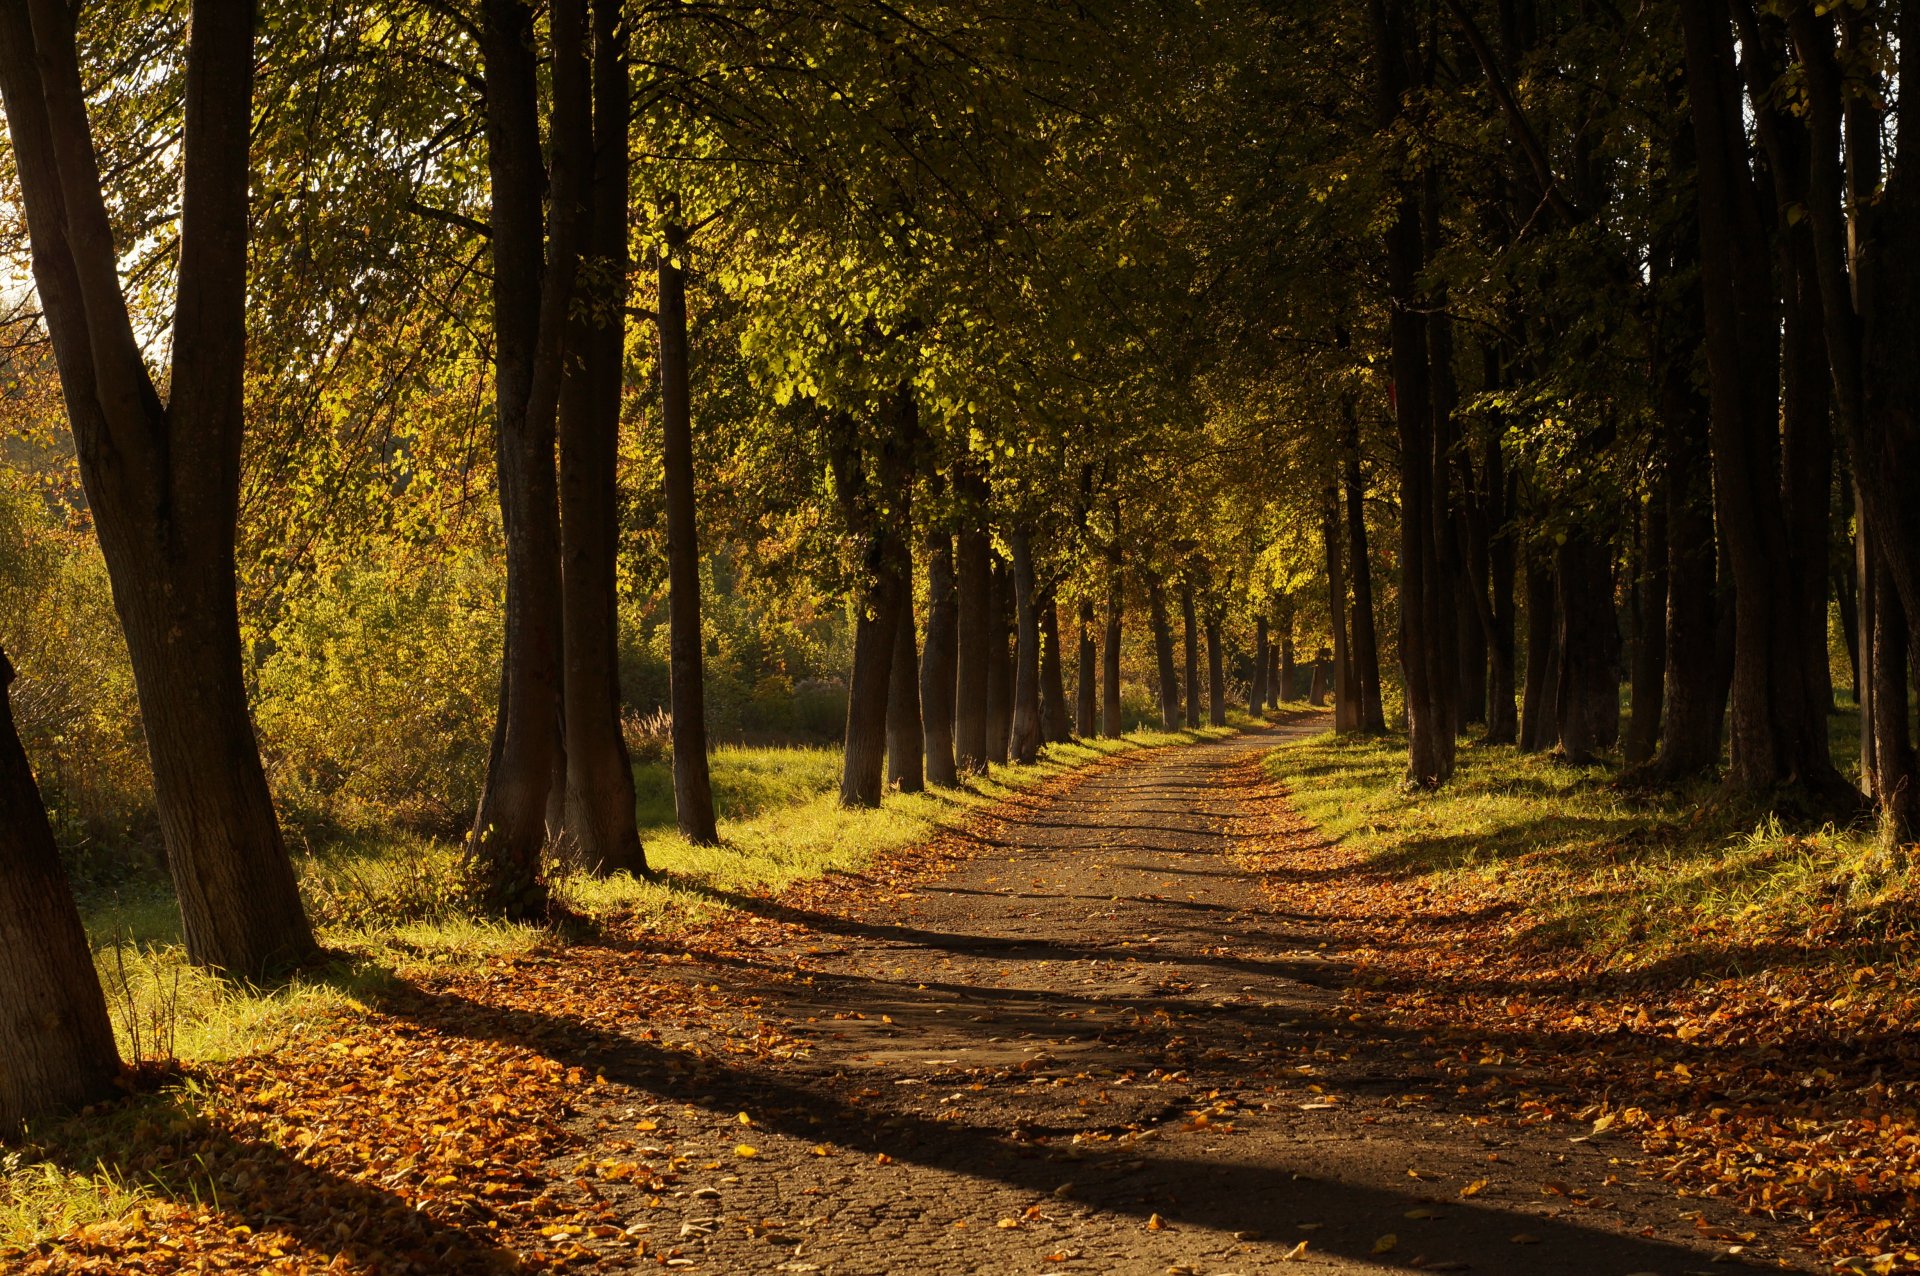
[734,1144,758,1158]
[1372,1233,1397,1254]
[1460,1178,1488,1198]
[1147,1213,1167,1231]
[1281,1240,1310,1261]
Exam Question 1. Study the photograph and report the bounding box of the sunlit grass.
[1264,706,1905,973]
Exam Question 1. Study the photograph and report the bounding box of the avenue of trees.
[0,0,1911,1127]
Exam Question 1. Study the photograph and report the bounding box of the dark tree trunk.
[1075,597,1098,737]
[986,554,1013,764]
[1555,530,1618,764]
[953,511,991,774]
[833,396,914,808]
[1148,579,1179,728]
[1308,654,1329,707]
[1834,478,1861,703]
[556,0,645,874]
[1102,578,1124,737]
[1180,584,1201,728]
[1623,492,1670,768]
[1680,0,1844,800]
[1275,635,1292,706]
[1324,491,1356,730]
[1040,592,1074,743]
[0,648,120,1131]
[921,530,959,786]
[0,0,316,971]
[1519,556,1560,753]
[1345,426,1388,733]
[467,0,598,916]
[1251,617,1269,712]
[1205,616,1227,726]
[1864,541,1920,837]
[653,223,719,845]
[1375,0,1455,784]
[1008,532,1044,763]
[886,551,924,793]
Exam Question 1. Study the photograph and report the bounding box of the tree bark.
[653,221,719,845]
[1519,556,1560,753]
[0,647,121,1131]
[1251,616,1269,712]
[0,0,316,972]
[1323,491,1356,731]
[1555,530,1618,765]
[886,548,924,793]
[953,495,991,773]
[1345,426,1388,733]
[1205,615,1227,726]
[1102,577,1124,737]
[1275,634,1292,706]
[833,396,913,808]
[1149,577,1180,729]
[1864,539,1920,837]
[1009,532,1044,763]
[1040,591,1074,743]
[1623,494,1670,768]
[1375,0,1455,785]
[556,0,646,873]
[1180,584,1201,728]
[1680,0,1845,800]
[1075,597,1098,737]
[920,530,959,786]
[986,553,1013,764]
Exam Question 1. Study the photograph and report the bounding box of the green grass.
[7,720,1246,1251]
[1266,707,1906,974]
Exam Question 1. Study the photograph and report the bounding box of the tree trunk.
[0,0,317,972]
[920,530,959,786]
[986,553,1013,764]
[886,550,924,793]
[556,0,646,874]
[1345,429,1388,733]
[1275,635,1292,706]
[953,512,991,774]
[1555,530,1618,765]
[0,648,120,1131]
[1180,584,1201,728]
[1205,616,1227,726]
[1623,493,1670,768]
[1679,0,1844,800]
[652,223,719,845]
[1149,577,1179,729]
[1102,578,1124,737]
[1009,532,1044,763]
[1375,0,1455,785]
[1040,592,1074,742]
[1075,597,1098,737]
[1864,539,1920,837]
[833,396,913,808]
[1251,616,1269,712]
[1519,556,1560,753]
[1323,491,1356,730]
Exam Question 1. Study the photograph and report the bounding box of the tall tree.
[0,0,316,973]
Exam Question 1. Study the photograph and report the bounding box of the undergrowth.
[1269,712,1912,979]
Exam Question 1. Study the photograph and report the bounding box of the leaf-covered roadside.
[2,741,1157,1274]
[1235,753,1920,1274]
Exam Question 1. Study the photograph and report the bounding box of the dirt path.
[535,723,1813,1274]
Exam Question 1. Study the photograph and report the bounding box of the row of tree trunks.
[1251,617,1269,712]
[0,0,318,975]
[986,556,1013,765]
[1102,578,1125,736]
[1206,616,1228,725]
[1323,489,1357,731]
[1008,533,1045,764]
[1344,406,1389,733]
[953,496,992,773]
[1180,585,1202,728]
[1148,578,1180,729]
[886,544,925,794]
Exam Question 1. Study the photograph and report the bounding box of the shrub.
[255,557,501,835]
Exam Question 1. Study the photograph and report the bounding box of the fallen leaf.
[1372,1233,1398,1254]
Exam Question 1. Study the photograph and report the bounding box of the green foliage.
[0,484,153,878]
[254,558,502,836]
